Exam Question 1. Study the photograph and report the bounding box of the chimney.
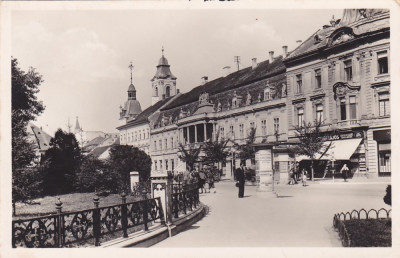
[282,46,288,58]
[201,76,208,85]
[269,51,274,63]
[223,66,231,77]
[251,58,257,69]
[177,89,180,94]
[296,40,303,45]
[162,94,166,100]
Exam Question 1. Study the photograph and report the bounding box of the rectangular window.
[379,93,390,116]
[297,108,304,126]
[165,139,168,150]
[230,125,234,139]
[171,159,174,171]
[165,160,169,171]
[349,96,357,119]
[239,124,244,138]
[340,98,346,120]
[154,141,157,151]
[220,127,225,138]
[316,104,323,123]
[159,160,163,170]
[250,122,255,129]
[159,140,162,150]
[296,74,303,93]
[171,137,174,149]
[261,120,267,136]
[315,69,322,88]
[344,60,353,81]
[377,51,388,74]
[274,161,280,172]
[155,161,158,170]
[274,118,280,133]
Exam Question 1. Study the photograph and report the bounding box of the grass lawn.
[13,192,141,219]
[344,219,391,247]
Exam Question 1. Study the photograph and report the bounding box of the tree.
[12,57,45,169]
[202,129,231,170]
[234,127,257,163]
[74,155,106,193]
[291,120,332,181]
[106,145,152,193]
[383,185,391,206]
[178,143,202,171]
[42,129,82,195]
[11,58,45,210]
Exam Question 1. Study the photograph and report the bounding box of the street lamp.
[331,151,336,182]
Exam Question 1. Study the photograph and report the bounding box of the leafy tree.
[234,127,256,163]
[11,58,45,210]
[11,57,45,169]
[178,143,202,172]
[384,185,391,206]
[42,129,82,195]
[74,155,106,193]
[202,129,231,170]
[291,120,332,181]
[106,145,151,193]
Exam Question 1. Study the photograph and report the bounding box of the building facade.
[284,9,390,177]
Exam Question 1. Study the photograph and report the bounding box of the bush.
[383,185,391,206]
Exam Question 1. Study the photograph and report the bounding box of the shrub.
[383,184,391,206]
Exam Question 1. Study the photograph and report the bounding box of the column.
[204,123,207,142]
[194,124,198,143]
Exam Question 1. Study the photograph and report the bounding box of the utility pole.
[234,56,240,71]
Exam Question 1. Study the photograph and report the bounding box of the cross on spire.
[128,62,134,84]
[161,46,164,56]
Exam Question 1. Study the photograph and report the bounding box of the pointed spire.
[75,116,81,133]
[128,61,134,85]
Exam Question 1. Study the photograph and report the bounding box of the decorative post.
[55,197,63,247]
[93,195,101,246]
[121,192,128,238]
[151,171,174,226]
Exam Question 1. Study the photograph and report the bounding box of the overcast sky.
[12,8,344,135]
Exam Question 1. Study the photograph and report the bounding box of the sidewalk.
[154,180,390,247]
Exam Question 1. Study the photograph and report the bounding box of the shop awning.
[319,138,362,160]
[295,138,362,161]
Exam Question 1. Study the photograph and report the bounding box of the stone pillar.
[151,172,174,225]
[204,123,207,142]
[130,171,139,192]
[255,145,274,192]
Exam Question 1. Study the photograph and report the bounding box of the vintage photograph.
[2,2,396,255]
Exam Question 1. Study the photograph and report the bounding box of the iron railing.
[12,197,164,248]
[332,208,391,247]
[171,187,200,220]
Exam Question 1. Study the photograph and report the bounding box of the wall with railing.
[12,196,164,248]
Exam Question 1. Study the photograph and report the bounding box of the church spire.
[74,116,81,133]
[128,61,134,85]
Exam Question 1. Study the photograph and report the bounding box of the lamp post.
[331,151,336,182]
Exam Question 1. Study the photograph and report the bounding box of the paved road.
[154,180,390,247]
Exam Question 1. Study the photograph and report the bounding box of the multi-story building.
[151,50,289,180]
[284,9,390,177]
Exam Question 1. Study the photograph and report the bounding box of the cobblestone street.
[154,179,391,247]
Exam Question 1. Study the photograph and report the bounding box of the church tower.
[119,62,142,124]
[151,47,178,105]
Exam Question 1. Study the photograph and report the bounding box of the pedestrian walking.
[198,169,206,193]
[288,163,295,185]
[236,161,246,198]
[341,164,349,182]
[302,168,308,186]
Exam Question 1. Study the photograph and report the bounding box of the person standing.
[302,168,308,186]
[341,164,349,182]
[198,169,206,193]
[236,161,246,198]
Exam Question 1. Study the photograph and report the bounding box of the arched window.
[166,86,170,97]
[155,87,158,96]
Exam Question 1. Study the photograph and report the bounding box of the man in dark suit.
[236,161,245,198]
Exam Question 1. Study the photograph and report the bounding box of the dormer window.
[264,88,271,101]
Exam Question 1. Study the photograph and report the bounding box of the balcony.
[337,119,361,128]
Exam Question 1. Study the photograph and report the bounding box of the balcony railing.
[337,119,361,127]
